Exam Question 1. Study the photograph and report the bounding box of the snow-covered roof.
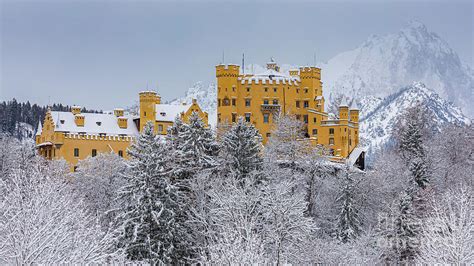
[155,104,192,122]
[241,69,300,85]
[339,97,348,107]
[36,120,42,136]
[350,101,359,110]
[347,146,367,166]
[47,111,139,136]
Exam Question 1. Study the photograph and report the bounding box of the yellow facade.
[36,92,209,171]
[216,60,360,159]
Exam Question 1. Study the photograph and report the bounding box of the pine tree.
[115,122,180,264]
[221,117,263,180]
[335,166,362,243]
[173,112,219,180]
[394,190,420,262]
[398,106,430,189]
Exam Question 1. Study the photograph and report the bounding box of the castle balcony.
[261,104,281,113]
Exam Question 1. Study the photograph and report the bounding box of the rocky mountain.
[359,82,471,158]
[321,20,474,117]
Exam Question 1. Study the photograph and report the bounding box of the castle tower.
[299,66,323,108]
[216,64,240,124]
[349,101,359,123]
[139,91,158,132]
[338,97,349,122]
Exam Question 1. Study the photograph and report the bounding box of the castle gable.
[49,111,139,136]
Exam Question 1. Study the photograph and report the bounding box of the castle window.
[74,148,79,157]
[313,117,317,123]
[273,99,278,105]
[263,113,269,123]
[305,89,308,93]
[144,111,147,116]
[349,138,352,146]
[118,150,123,157]
[296,101,300,108]
[297,89,300,93]
[247,87,250,92]
[273,88,277,92]
[158,125,163,132]
[73,166,78,172]
[266,133,271,138]
[245,99,251,107]
[263,99,269,105]
[245,113,251,122]
[223,98,230,106]
[304,101,309,108]
[329,138,334,145]
[345,128,347,132]
[232,113,237,123]
[329,128,334,135]
[296,115,301,120]
[232,87,236,92]
[92,149,97,157]
[312,129,318,135]
[303,115,308,124]
[217,113,221,123]
[264,88,268,92]
[218,99,221,107]
[232,99,236,106]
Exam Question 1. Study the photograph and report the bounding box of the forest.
[0,106,472,264]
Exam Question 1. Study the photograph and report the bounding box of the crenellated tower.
[139,91,159,131]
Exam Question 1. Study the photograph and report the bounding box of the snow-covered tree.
[265,114,310,166]
[0,156,117,264]
[334,166,362,243]
[261,175,317,264]
[201,172,267,264]
[220,117,263,180]
[418,185,473,264]
[394,190,421,262]
[114,122,180,264]
[172,112,219,180]
[397,105,431,189]
[72,152,127,229]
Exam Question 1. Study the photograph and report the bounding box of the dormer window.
[96,122,102,126]
[60,120,65,124]
[160,112,166,116]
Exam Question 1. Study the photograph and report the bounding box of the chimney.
[72,106,81,115]
[114,108,124,117]
[118,117,128,129]
[74,114,85,126]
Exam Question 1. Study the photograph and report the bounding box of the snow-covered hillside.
[359,82,471,157]
[170,82,217,126]
[321,20,474,117]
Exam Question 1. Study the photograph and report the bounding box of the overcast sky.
[1,0,472,110]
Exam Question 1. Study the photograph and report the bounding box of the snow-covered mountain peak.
[359,83,471,159]
[322,21,473,117]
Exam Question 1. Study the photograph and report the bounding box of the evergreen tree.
[398,106,430,189]
[115,122,180,264]
[173,112,219,180]
[394,190,420,262]
[335,166,362,243]
[221,117,263,180]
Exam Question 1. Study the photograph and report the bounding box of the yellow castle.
[36,91,208,171]
[216,59,363,163]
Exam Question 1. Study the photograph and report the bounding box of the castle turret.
[71,105,81,115]
[338,97,349,121]
[139,91,158,132]
[349,101,359,123]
